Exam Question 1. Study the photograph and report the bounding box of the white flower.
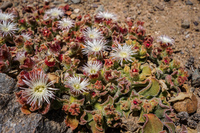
[82,39,109,57]
[45,8,64,19]
[15,51,26,64]
[96,11,117,21]
[65,76,89,96]
[21,70,57,107]
[110,44,137,65]
[21,33,32,41]
[83,27,103,40]
[0,11,15,21]
[83,61,102,75]
[58,18,74,30]
[0,21,17,37]
[157,35,174,45]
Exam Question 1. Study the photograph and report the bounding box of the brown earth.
[1,0,200,66]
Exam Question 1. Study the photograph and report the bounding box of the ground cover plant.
[0,1,198,133]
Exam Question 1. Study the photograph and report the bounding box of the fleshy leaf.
[65,115,79,131]
[164,122,176,133]
[139,78,160,98]
[89,120,104,133]
[142,114,163,133]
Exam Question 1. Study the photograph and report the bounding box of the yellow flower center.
[119,51,128,58]
[2,27,9,32]
[93,46,101,51]
[52,12,58,17]
[90,69,96,74]
[34,85,45,93]
[63,23,69,27]
[73,84,80,90]
[89,34,95,39]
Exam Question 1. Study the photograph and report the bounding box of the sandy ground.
[1,0,200,66]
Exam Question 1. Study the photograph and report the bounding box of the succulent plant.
[0,2,198,133]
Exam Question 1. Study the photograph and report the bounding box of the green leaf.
[139,78,160,98]
[142,114,163,133]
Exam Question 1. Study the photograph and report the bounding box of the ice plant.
[157,35,174,46]
[65,76,89,97]
[110,43,137,65]
[83,61,102,76]
[19,70,57,107]
[21,33,32,41]
[45,8,64,19]
[15,50,26,65]
[0,3,192,132]
[96,11,117,21]
[83,27,103,40]
[0,11,15,21]
[82,39,109,57]
[58,18,74,30]
[0,21,17,37]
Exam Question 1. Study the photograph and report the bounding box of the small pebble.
[181,20,190,29]
[192,44,196,48]
[155,4,164,11]
[71,0,81,4]
[180,51,184,54]
[186,0,193,5]
[92,4,98,8]
[53,1,61,5]
[74,9,80,14]
[70,14,76,19]
[193,21,199,26]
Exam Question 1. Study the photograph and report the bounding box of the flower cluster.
[0,2,193,133]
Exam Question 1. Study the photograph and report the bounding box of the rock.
[193,21,199,26]
[95,5,104,13]
[71,0,81,4]
[0,73,17,94]
[155,4,164,11]
[73,8,80,14]
[185,56,194,69]
[0,2,13,11]
[172,94,198,114]
[53,1,61,5]
[0,74,67,133]
[191,113,200,121]
[181,20,190,29]
[187,119,197,129]
[185,0,193,5]
[192,44,196,48]
[64,0,68,3]
[177,112,189,121]
[192,69,200,87]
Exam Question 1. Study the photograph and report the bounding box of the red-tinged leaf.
[142,114,163,133]
[139,78,160,98]
[21,105,31,115]
[89,121,104,133]
[65,115,79,131]
[39,103,50,115]
[164,122,176,133]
